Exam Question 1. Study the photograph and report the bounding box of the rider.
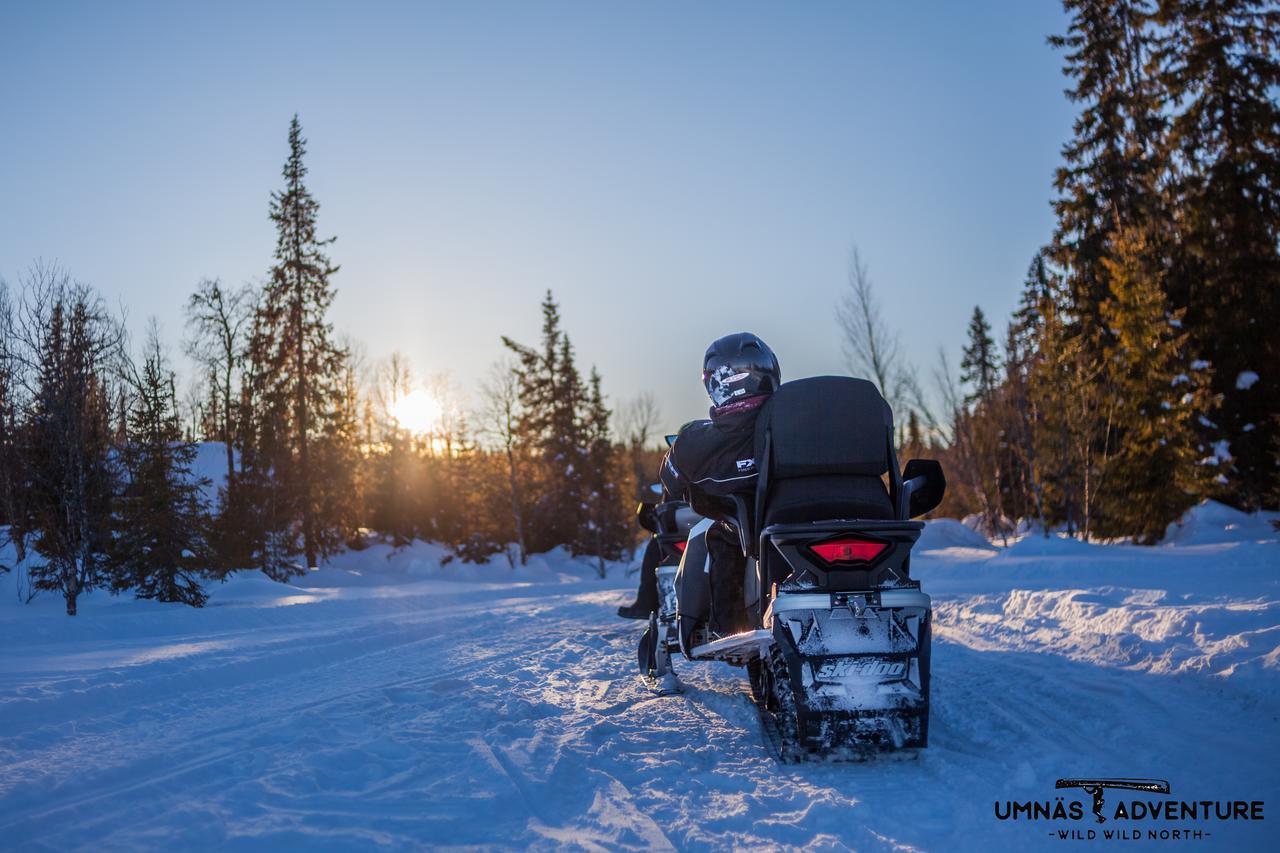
[620,332,781,633]
[618,333,781,620]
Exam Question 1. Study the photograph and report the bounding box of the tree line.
[0,116,648,615]
[849,0,1278,543]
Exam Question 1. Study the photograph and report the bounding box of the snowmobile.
[636,468,703,695]
[665,376,945,761]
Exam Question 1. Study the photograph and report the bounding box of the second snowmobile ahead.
[671,375,945,760]
[636,468,703,695]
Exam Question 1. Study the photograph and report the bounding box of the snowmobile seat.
[753,376,898,531]
[763,474,894,524]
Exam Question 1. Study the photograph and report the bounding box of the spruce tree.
[112,328,212,605]
[960,306,1001,405]
[1095,225,1214,540]
[579,369,629,574]
[245,116,350,573]
[501,291,590,553]
[551,333,589,548]
[1000,254,1054,530]
[1155,0,1280,507]
[1050,0,1165,318]
[24,281,119,615]
[1009,253,1053,362]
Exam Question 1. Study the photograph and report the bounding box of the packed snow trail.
[1,507,1277,851]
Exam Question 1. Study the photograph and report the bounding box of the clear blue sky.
[1,1,1074,428]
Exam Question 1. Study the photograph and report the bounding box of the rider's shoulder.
[673,418,711,444]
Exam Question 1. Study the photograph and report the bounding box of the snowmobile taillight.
[674,540,687,553]
[809,536,887,565]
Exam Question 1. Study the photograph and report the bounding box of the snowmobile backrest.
[754,376,893,478]
[748,376,901,543]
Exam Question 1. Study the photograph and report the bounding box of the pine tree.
[1155,0,1280,508]
[960,306,1001,405]
[1050,0,1165,318]
[501,291,590,553]
[245,116,350,574]
[551,333,589,548]
[1004,252,1056,532]
[1009,252,1053,362]
[578,369,630,575]
[112,327,213,605]
[24,279,120,615]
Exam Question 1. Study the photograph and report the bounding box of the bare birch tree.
[838,245,936,446]
[184,278,253,487]
[479,359,527,566]
[618,390,661,483]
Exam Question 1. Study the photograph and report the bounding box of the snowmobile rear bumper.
[770,590,931,752]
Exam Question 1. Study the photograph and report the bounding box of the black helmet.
[702,332,781,407]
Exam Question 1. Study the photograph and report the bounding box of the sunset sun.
[391,388,442,435]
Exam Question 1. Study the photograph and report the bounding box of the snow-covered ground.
[1,503,1277,851]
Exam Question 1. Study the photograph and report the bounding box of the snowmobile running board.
[689,628,772,664]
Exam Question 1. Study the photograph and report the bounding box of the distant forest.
[1,0,1276,614]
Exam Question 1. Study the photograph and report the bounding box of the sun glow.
[391,389,443,435]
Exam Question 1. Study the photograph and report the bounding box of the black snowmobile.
[658,376,945,760]
[636,468,703,695]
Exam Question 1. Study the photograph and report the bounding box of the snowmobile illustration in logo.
[637,376,946,761]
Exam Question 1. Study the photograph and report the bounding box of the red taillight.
[810,537,887,565]
[674,540,687,552]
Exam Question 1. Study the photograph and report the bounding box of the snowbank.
[916,518,999,554]
[1162,499,1279,546]
[296,540,632,588]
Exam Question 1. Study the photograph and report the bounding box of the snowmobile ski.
[638,611,682,695]
[639,671,683,696]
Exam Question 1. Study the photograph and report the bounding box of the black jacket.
[660,403,763,522]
